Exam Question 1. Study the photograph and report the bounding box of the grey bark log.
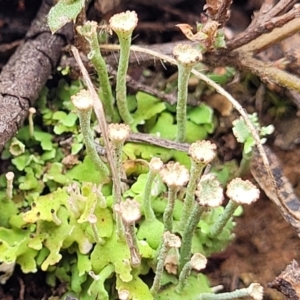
[0,0,73,152]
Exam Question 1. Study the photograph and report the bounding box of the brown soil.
[207,148,300,300]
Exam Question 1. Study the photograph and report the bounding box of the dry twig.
[71,46,122,204]
[227,0,300,50]
[100,43,275,190]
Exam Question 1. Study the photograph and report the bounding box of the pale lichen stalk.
[71,89,109,180]
[143,157,163,221]
[198,283,263,300]
[88,214,105,245]
[180,174,223,269]
[109,11,138,124]
[160,162,189,232]
[176,253,207,293]
[114,199,141,266]
[5,172,14,201]
[151,232,181,295]
[179,204,205,270]
[179,141,216,229]
[163,187,177,232]
[108,123,130,205]
[77,21,116,123]
[210,178,259,237]
[28,107,36,138]
[173,44,202,142]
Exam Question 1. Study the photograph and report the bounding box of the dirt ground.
[1,0,300,299]
[207,148,300,300]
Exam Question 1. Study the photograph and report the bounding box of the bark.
[0,0,73,152]
[268,259,300,300]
